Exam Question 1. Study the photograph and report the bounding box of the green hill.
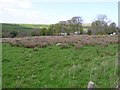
[2,23,49,32]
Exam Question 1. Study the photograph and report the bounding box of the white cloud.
[0,0,53,24]
[0,0,33,17]
[0,0,59,24]
[0,0,38,23]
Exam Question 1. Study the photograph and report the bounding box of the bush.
[87,29,92,35]
[59,43,70,49]
[33,47,39,51]
[74,42,83,50]
[37,43,47,48]
[31,29,40,36]
[10,31,18,38]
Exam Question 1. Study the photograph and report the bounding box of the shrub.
[87,29,92,35]
[21,40,36,48]
[37,43,47,48]
[59,43,70,49]
[33,47,39,51]
[74,42,83,50]
[22,43,36,48]
[31,29,40,36]
[10,31,18,38]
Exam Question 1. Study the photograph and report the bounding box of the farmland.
[2,35,118,88]
[2,23,90,32]
[2,23,50,31]
[2,23,90,33]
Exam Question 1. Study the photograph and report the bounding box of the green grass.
[2,43,118,88]
[20,24,50,29]
[2,23,49,32]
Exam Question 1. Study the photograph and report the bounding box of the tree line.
[2,14,120,38]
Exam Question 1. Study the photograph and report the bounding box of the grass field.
[2,23,49,32]
[2,42,118,88]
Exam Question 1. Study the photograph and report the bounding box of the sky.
[0,0,119,25]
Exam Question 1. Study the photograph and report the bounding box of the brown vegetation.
[2,35,118,49]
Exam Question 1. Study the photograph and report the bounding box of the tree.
[106,22,117,34]
[48,25,54,35]
[40,28,48,36]
[71,16,83,33]
[91,15,109,35]
[66,20,73,34]
[87,29,92,35]
[55,24,63,35]
[58,21,67,33]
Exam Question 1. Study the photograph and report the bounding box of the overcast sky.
[0,0,119,25]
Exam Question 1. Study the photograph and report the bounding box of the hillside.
[2,23,49,31]
[2,23,50,38]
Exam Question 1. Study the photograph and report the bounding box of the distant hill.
[2,23,91,32]
[82,23,91,27]
[19,24,50,29]
[2,23,49,31]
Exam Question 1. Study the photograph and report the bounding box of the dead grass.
[2,35,118,49]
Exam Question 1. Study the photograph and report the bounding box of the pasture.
[2,35,118,88]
